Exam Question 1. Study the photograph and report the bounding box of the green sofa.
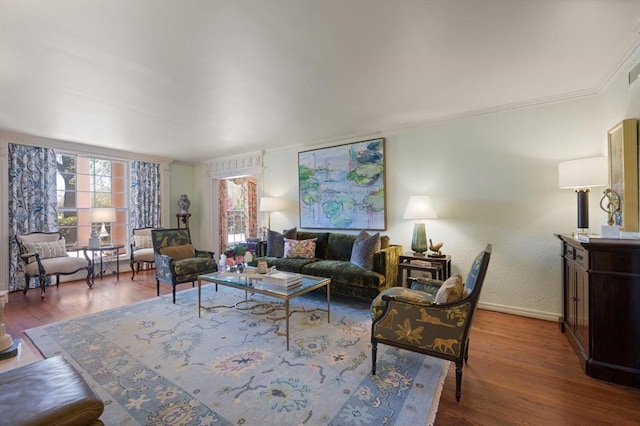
[250,231,402,301]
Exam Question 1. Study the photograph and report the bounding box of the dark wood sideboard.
[556,234,640,388]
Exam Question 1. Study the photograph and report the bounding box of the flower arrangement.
[220,244,254,271]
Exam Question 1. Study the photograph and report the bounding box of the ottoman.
[0,355,104,425]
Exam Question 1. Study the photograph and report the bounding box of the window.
[226,179,248,244]
[56,154,128,249]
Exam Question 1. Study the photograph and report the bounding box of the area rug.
[25,285,448,425]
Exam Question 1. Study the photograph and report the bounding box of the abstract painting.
[298,138,386,230]
[607,118,638,232]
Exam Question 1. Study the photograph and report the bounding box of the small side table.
[82,245,125,281]
[177,213,191,228]
[397,253,452,287]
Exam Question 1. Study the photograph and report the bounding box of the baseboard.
[478,301,561,323]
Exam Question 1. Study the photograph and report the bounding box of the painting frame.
[298,138,386,230]
[607,118,639,232]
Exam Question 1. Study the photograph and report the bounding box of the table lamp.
[403,195,438,255]
[90,208,117,246]
[558,157,607,235]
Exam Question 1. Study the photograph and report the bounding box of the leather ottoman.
[0,355,104,425]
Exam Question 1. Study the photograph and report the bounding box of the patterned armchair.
[130,227,157,280]
[370,244,492,401]
[151,228,217,303]
[15,231,93,299]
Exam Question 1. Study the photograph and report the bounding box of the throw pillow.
[160,244,195,260]
[22,239,67,259]
[284,238,316,258]
[350,230,381,270]
[266,227,297,257]
[133,235,152,249]
[434,274,464,304]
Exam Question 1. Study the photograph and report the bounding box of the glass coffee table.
[197,271,331,350]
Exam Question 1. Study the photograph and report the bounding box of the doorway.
[218,176,258,254]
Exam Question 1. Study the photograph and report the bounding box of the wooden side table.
[177,213,191,228]
[82,245,125,281]
[397,253,452,287]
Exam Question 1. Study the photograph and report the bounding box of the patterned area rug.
[25,286,448,425]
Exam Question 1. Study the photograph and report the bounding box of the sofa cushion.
[350,230,381,270]
[256,256,317,274]
[296,232,330,259]
[326,233,358,261]
[132,247,155,262]
[160,244,195,260]
[266,227,297,257]
[173,257,218,276]
[24,256,89,276]
[22,239,67,260]
[435,274,464,304]
[302,260,384,290]
[284,238,316,258]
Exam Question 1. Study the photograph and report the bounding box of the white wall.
[261,47,640,320]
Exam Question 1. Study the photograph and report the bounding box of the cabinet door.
[565,258,577,332]
[575,266,589,351]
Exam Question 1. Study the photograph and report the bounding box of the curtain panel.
[130,160,161,229]
[8,143,58,291]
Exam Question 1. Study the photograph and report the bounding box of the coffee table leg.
[286,300,290,351]
[327,282,331,323]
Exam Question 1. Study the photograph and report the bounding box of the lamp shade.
[403,195,438,220]
[90,207,117,223]
[558,157,608,189]
[259,197,281,212]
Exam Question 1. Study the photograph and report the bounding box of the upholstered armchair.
[151,228,218,303]
[16,232,93,299]
[130,227,157,280]
[370,244,492,401]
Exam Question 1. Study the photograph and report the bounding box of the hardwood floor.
[3,271,640,425]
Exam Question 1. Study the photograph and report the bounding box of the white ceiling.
[1,0,640,163]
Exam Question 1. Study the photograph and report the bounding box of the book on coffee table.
[261,271,303,287]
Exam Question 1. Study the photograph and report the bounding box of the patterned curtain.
[246,178,258,238]
[8,143,58,291]
[218,179,229,256]
[130,161,161,229]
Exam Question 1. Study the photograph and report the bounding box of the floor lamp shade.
[558,157,607,232]
[259,197,281,230]
[403,196,438,254]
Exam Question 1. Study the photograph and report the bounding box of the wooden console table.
[556,234,640,388]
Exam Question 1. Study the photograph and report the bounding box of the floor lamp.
[259,197,281,234]
[558,157,607,235]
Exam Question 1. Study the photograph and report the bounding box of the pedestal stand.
[0,291,19,360]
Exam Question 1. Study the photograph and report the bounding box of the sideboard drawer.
[574,246,588,269]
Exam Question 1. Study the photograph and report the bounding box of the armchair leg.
[130,261,135,280]
[39,274,46,300]
[172,285,176,304]
[455,359,463,402]
[23,275,31,295]
[156,280,160,297]
[371,341,377,375]
[85,268,93,288]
